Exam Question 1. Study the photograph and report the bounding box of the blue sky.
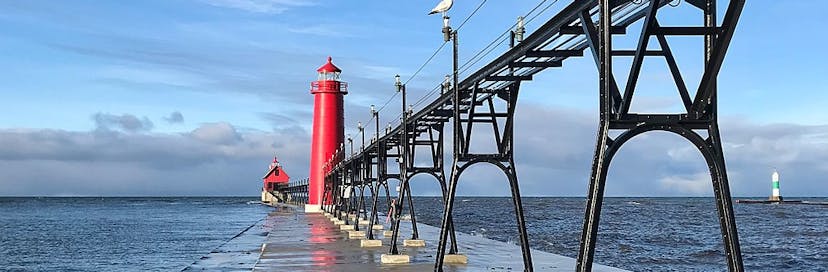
[1,0,827,196]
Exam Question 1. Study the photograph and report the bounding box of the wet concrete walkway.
[253,205,627,272]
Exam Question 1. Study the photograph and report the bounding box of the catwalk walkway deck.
[252,205,626,272]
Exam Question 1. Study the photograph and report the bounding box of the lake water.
[410,197,828,272]
[0,197,269,271]
[1,197,825,271]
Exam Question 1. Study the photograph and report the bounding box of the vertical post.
[436,26,460,271]
[389,75,407,255]
[451,29,460,158]
[705,1,744,270]
[576,0,613,271]
[347,136,353,158]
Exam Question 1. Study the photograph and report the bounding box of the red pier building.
[262,156,289,193]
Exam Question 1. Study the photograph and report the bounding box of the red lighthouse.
[307,57,348,213]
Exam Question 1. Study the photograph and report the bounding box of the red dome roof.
[317,56,341,73]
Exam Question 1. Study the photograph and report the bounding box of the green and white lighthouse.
[769,170,782,202]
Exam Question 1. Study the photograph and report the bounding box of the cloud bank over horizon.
[1,105,825,197]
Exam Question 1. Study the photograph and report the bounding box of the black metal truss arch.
[434,79,532,271]
[386,123,458,256]
[576,0,745,271]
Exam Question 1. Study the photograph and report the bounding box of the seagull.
[428,0,453,15]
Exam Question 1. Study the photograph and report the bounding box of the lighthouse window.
[318,71,340,81]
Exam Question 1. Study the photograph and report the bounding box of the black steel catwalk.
[310,0,746,271]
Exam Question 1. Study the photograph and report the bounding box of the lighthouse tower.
[307,57,348,213]
[769,170,782,202]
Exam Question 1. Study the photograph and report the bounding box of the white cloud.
[189,122,242,145]
[287,24,354,37]
[93,113,154,133]
[200,0,316,14]
[658,172,713,195]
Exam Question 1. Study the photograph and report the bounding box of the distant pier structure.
[737,170,827,206]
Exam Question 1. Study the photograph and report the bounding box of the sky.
[0,0,826,197]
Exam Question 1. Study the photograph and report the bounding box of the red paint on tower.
[307,57,348,211]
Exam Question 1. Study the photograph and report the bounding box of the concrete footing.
[403,239,425,247]
[372,225,384,230]
[304,204,322,213]
[380,254,410,264]
[332,220,345,225]
[383,230,395,237]
[360,239,382,247]
[347,231,365,239]
[443,254,469,264]
[339,225,354,230]
[358,219,371,225]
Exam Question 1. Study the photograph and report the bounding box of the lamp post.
[357,121,364,152]
[366,104,380,240]
[389,74,413,256]
[395,74,410,173]
[442,75,451,95]
[371,105,379,143]
[395,75,406,122]
[434,5,463,269]
[347,134,353,157]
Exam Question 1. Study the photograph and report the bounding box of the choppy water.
[410,197,828,272]
[0,197,269,271]
[1,197,825,271]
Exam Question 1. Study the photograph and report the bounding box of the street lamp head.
[370,104,376,115]
[442,75,451,94]
[515,16,526,42]
[357,121,363,130]
[408,104,414,115]
[394,74,402,91]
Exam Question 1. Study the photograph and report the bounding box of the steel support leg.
[438,177,458,254]
[434,160,460,271]
[577,1,617,269]
[404,181,419,239]
[709,125,744,271]
[507,161,533,271]
[388,179,405,254]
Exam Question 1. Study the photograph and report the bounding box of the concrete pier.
[253,204,628,271]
